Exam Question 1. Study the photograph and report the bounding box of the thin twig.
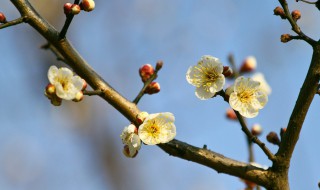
[297,0,317,4]
[0,16,27,29]
[59,0,80,39]
[228,53,239,78]
[278,0,316,46]
[132,65,162,104]
[218,90,276,161]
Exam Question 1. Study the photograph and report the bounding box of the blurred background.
[1,0,320,190]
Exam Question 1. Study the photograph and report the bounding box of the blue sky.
[1,1,320,190]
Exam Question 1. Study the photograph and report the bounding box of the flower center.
[193,65,219,91]
[147,121,160,137]
[237,90,254,103]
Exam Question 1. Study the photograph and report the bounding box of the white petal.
[186,66,199,86]
[48,66,59,84]
[195,86,215,100]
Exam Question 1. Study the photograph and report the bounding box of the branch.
[9,0,275,188]
[59,0,81,39]
[276,45,320,163]
[159,139,270,188]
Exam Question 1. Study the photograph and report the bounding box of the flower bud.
[156,60,163,71]
[241,179,256,189]
[240,56,257,73]
[63,3,73,15]
[291,10,301,21]
[251,123,263,136]
[145,82,160,94]
[222,66,233,78]
[266,131,280,145]
[281,34,292,43]
[123,145,138,158]
[226,108,237,120]
[139,64,154,82]
[136,112,149,125]
[45,83,56,97]
[73,91,84,102]
[50,96,62,106]
[273,6,286,19]
[70,4,81,15]
[80,0,95,12]
[0,12,7,23]
[81,79,87,90]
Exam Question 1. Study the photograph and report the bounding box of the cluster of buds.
[239,56,257,73]
[139,61,162,95]
[0,12,7,23]
[64,0,95,15]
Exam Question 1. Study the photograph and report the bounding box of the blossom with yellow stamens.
[229,76,268,118]
[138,112,176,145]
[186,55,225,100]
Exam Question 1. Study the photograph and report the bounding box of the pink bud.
[64,3,73,15]
[70,4,81,15]
[222,66,233,78]
[291,10,301,21]
[136,112,149,125]
[145,82,160,94]
[0,12,7,23]
[251,124,263,136]
[273,6,286,19]
[80,0,95,12]
[139,64,154,82]
[82,79,87,90]
[226,108,237,120]
[240,56,257,73]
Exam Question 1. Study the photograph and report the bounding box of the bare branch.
[159,139,270,188]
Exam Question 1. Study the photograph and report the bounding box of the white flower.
[48,66,84,100]
[251,72,272,95]
[186,55,225,100]
[120,124,141,157]
[138,112,176,145]
[229,76,268,118]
